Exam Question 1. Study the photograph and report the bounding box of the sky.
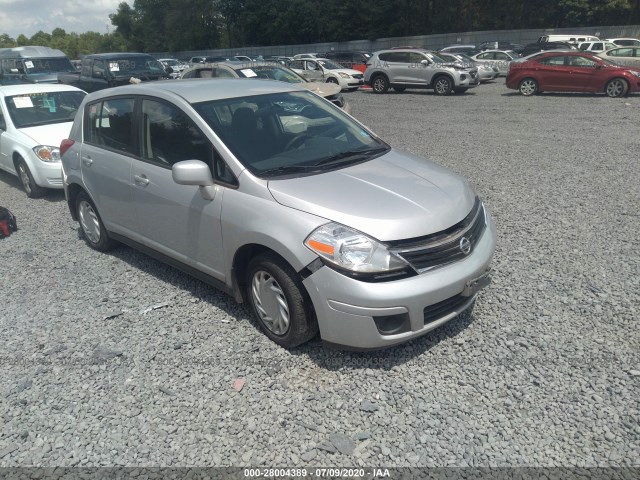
[0,0,123,39]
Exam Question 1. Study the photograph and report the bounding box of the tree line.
[0,0,639,56]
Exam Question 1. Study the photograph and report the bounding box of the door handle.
[134,174,149,186]
[81,156,93,166]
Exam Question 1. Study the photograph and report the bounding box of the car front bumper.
[302,214,497,350]
[30,159,63,189]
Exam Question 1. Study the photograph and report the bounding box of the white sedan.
[288,58,364,91]
[470,50,520,75]
[0,84,86,197]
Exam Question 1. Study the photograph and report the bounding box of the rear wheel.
[16,158,45,198]
[605,78,628,98]
[433,76,453,95]
[371,74,389,94]
[246,253,318,348]
[76,192,117,251]
[518,78,538,96]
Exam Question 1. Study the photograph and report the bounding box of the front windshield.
[455,53,474,62]
[235,66,306,83]
[163,59,180,66]
[6,90,86,128]
[316,59,344,70]
[193,91,389,178]
[23,57,75,74]
[425,52,448,63]
[107,57,165,75]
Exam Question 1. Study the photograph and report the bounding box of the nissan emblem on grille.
[459,237,472,255]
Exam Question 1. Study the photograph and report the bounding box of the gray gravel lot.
[0,80,639,468]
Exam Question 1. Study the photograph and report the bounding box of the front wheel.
[76,192,117,251]
[16,158,45,198]
[433,76,453,95]
[371,75,389,94]
[518,78,538,96]
[326,77,339,84]
[246,253,318,348]
[605,78,628,98]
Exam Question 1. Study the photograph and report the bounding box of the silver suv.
[60,79,495,350]
[364,49,480,94]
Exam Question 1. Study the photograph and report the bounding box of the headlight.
[33,145,60,162]
[630,70,640,78]
[305,222,408,273]
[338,72,350,78]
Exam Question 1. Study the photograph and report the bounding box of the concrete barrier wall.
[152,25,640,59]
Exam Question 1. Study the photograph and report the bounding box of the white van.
[538,35,599,45]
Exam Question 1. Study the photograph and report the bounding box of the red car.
[506,52,640,97]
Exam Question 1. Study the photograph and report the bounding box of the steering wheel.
[284,133,312,151]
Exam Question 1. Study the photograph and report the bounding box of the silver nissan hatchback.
[60,79,496,350]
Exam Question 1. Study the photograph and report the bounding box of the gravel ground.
[0,80,638,468]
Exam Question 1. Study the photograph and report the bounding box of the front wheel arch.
[244,251,319,348]
[605,77,629,98]
[432,75,454,95]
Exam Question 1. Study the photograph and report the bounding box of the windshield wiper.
[313,146,389,168]
[259,164,317,177]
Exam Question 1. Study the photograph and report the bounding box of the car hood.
[267,149,476,241]
[19,122,74,146]
[300,82,341,97]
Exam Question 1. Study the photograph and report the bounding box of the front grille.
[424,294,471,325]
[352,73,364,79]
[391,197,486,273]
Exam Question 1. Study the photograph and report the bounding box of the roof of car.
[84,52,156,59]
[0,83,85,96]
[84,78,306,104]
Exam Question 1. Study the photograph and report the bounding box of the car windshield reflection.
[193,91,388,178]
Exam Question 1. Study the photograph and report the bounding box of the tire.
[326,77,339,84]
[393,87,406,93]
[518,78,538,96]
[246,253,318,349]
[454,87,469,94]
[605,78,628,98]
[76,191,117,251]
[16,158,46,198]
[371,74,389,94]
[433,76,453,95]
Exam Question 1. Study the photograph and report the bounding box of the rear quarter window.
[85,97,135,155]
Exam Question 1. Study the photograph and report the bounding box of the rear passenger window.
[610,48,633,57]
[378,52,409,63]
[140,99,211,167]
[86,98,135,154]
[538,56,565,66]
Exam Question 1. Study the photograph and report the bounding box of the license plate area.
[462,269,492,297]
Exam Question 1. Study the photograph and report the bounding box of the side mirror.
[172,160,216,200]
[421,59,430,65]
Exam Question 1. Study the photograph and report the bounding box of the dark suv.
[322,51,372,72]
